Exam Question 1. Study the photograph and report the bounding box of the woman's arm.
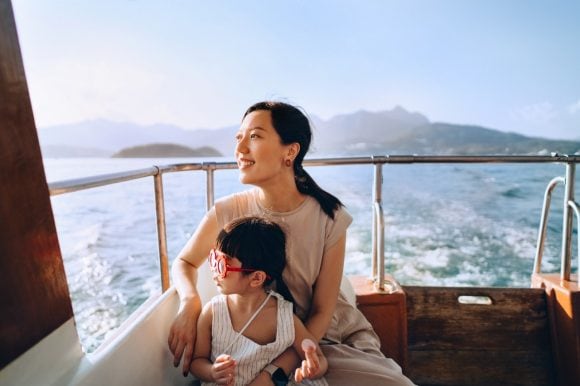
[253,233,347,383]
[168,208,220,375]
[305,233,346,340]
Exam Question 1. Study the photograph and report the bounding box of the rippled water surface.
[44,158,578,351]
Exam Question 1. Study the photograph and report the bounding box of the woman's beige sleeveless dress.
[215,189,416,386]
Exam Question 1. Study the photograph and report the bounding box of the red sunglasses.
[208,249,268,279]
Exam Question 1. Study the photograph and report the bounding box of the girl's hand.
[211,354,236,385]
[294,339,322,382]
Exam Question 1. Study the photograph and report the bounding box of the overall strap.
[222,291,273,354]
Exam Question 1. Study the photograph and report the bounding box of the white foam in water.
[72,223,103,254]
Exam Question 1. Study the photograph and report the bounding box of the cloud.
[510,101,558,124]
[568,100,580,115]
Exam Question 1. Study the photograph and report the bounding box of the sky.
[11,0,580,140]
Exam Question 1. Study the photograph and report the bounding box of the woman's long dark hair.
[216,216,294,304]
[243,101,343,219]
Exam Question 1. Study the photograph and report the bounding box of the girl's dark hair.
[216,216,294,304]
[243,101,343,219]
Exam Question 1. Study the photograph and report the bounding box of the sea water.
[43,157,578,352]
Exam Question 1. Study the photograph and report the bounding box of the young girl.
[190,216,328,386]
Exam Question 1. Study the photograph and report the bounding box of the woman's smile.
[237,158,255,169]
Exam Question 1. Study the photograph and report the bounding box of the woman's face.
[235,110,293,186]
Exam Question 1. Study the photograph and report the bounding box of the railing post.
[372,159,385,290]
[569,201,580,272]
[206,163,216,211]
[533,176,564,274]
[153,170,170,291]
[561,162,576,280]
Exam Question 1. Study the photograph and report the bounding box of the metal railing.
[48,154,580,292]
[533,162,579,280]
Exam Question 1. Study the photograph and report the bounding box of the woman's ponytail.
[294,165,343,219]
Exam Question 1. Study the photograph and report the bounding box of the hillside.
[38,107,580,157]
[112,143,222,158]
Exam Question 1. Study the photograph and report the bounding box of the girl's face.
[235,110,294,186]
[209,250,252,294]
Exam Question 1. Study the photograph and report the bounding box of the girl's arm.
[189,303,214,380]
[168,208,220,375]
[190,302,236,384]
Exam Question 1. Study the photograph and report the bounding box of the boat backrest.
[404,286,556,386]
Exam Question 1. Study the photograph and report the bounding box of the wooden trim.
[350,275,408,371]
[0,0,73,369]
[532,273,580,386]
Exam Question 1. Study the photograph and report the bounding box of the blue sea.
[43,157,578,352]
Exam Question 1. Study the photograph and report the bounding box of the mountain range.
[37,107,580,157]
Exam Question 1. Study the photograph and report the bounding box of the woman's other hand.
[169,209,219,375]
[295,338,326,381]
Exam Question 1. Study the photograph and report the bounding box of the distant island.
[112,143,222,158]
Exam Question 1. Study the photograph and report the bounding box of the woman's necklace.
[257,190,306,223]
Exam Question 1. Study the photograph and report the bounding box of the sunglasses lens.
[209,249,228,278]
[217,258,226,277]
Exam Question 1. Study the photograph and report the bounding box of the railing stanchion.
[561,163,576,280]
[533,177,564,274]
[569,200,580,273]
[206,163,216,211]
[153,170,170,291]
[372,160,385,290]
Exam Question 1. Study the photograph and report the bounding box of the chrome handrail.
[371,160,385,290]
[47,154,580,293]
[569,200,580,278]
[561,163,576,280]
[49,166,160,196]
[153,172,170,290]
[533,177,565,274]
[49,155,580,196]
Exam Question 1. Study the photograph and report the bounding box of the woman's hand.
[211,354,237,385]
[294,339,327,382]
[168,297,201,376]
[168,209,219,375]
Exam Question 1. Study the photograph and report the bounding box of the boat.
[1,1,578,385]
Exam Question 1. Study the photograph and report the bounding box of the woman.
[169,101,415,385]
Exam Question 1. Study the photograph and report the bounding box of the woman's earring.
[285,159,292,167]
